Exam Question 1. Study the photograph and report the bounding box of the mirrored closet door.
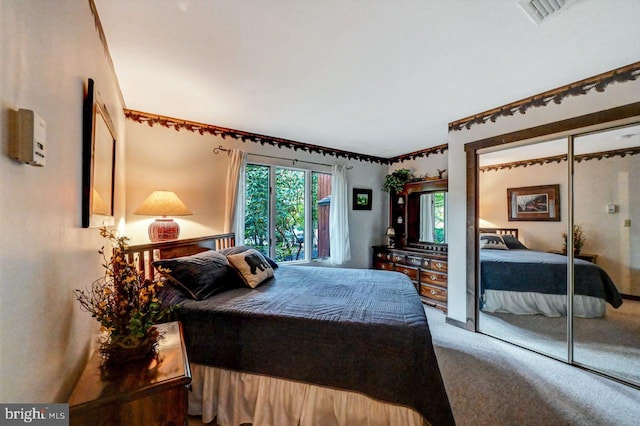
[475,119,640,388]
[477,138,569,361]
[573,124,640,386]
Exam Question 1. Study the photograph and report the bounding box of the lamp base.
[148,218,180,242]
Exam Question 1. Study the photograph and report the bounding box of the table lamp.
[134,190,193,242]
[386,226,396,248]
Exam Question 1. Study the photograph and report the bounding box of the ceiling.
[93,0,640,158]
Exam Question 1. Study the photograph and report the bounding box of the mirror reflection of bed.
[477,122,640,387]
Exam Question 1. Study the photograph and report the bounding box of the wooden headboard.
[125,233,235,280]
[479,227,519,238]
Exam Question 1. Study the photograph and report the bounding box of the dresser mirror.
[404,179,448,246]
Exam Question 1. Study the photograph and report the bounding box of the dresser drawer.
[395,265,418,281]
[374,251,389,261]
[374,261,395,271]
[419,284,447,303]
[390,253,406,264]
[431,259,447,272]
[406,256,423,267]
[420,270,447,287]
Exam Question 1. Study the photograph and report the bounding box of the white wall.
[479,155,640,295]
[0,1,126,402]
[447,78,640,324]
[124,121,387,268]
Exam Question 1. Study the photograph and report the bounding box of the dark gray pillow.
[153,250,235,300]
[218,245,279,269]
[502,234,528,250]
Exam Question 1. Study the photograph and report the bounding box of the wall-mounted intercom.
[10,108,46,167]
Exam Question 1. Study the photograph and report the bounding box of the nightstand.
[548,250,598,264]
[69,321,191,426]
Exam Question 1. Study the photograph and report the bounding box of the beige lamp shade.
[92,189,110,216]
[134,191,192,242]
[134,190,193,216]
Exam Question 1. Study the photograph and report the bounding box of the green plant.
[383,168,412,193]
[562,224,586,253]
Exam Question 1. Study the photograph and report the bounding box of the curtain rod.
[212,145,353,169]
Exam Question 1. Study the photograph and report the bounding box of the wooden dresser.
[69,321,191,426]
[373,244,448,312]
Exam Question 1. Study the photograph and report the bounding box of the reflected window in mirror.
[419,192,447,244]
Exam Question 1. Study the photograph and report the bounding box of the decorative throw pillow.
[153,250,234,300]
[226,248,275,288]
[479,233,509,250]
[219,245,278,269]
[502,234,528,250]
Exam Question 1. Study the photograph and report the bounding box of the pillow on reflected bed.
[479,233,509,250]
[501,234,528,250]
[153,250,238,300]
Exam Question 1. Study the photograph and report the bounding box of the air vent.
[519,0,579,25]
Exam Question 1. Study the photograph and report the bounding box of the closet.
[466,107,640,388]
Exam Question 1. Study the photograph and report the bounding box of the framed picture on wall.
[507,184,560,221]
[353,188,372,210]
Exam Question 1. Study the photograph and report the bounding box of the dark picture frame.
[507,184,560,221]
[82,78,116,228]
[353,188,372,210]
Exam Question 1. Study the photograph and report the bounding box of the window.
[243,163,331,262]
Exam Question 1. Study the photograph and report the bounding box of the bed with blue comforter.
[159,263,454,426]
[480,248,623,318]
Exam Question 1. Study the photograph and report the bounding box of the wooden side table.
[69,321,191,426]
[547,250,598,264]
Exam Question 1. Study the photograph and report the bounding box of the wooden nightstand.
[547,250,598,264]
[69,321,191,426]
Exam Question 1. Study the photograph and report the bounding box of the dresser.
[69,321,191,426]
[373,244,448,312]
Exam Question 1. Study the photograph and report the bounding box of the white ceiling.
[94,0,640,158]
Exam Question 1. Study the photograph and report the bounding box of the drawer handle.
[435,262,443,268]
[430,289,437,295]
[377,253,383,258]
[403,269,409,274]
[430,275,437,280]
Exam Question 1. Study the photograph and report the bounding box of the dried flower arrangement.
[562,224,586,255]
[75,227,172,363]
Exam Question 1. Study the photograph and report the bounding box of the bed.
[478,228,623,318]
[125,234,454,426]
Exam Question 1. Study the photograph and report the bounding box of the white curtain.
[329,165,351,265]
[224,149,247,235]
[420,193,433,242]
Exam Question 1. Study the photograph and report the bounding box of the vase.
[100,327,159,365]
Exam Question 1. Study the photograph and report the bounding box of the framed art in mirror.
[507,184,560,221]
[82,78,116,228]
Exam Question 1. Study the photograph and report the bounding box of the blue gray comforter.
[480,249,622,307]
[160,265,454,426]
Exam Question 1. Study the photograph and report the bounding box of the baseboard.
[445,316,472,331]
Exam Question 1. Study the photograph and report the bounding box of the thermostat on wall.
[10,109,46,167]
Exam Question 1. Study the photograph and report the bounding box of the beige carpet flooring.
[479,299,640,385]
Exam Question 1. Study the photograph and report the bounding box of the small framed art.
[353,188,372,210]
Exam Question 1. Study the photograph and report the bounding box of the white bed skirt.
[481,290,606,318]
[188,363,428,426]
